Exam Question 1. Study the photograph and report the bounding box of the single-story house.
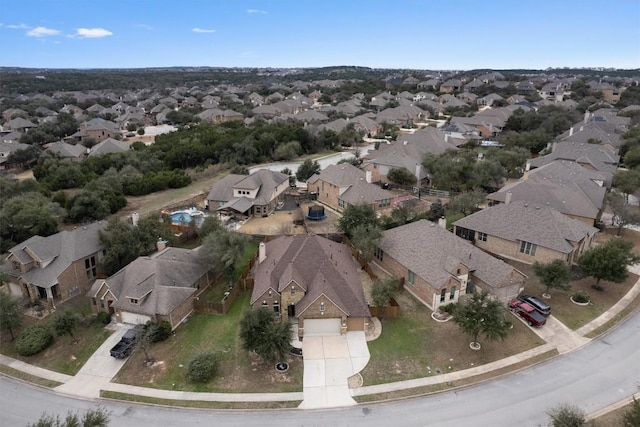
[251,234,371,338]
[453,200,599,265]
[1,222,107,307]
[88,247,215,329]
[373,220,526,311]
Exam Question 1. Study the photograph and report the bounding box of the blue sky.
[1,0,639,70]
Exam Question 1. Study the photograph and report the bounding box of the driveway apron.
[299,331,370,409]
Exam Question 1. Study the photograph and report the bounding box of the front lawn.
[112,292,302,393]
[360,291,546,385]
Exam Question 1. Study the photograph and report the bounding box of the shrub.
[96,312,111,325]
[15,323,54,356]
[147,320,172,342]
[572,291,590,304]
[440,303,457,314]
[187,352,219,383]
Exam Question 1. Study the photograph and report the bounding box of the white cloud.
[136,24,153,31]
[247,9,268,14]
[192,27,216,33]
[75,28,113,38]
[7,23,31,29]
[27,27,60,37]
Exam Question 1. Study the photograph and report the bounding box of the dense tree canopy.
[453,291,511,348]
[578,238,640,288]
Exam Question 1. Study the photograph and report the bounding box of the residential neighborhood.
[1,64,640,422]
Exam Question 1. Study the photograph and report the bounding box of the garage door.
[120,311,151,325]
[304,318,341,336]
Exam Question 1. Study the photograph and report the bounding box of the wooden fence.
[369,297,400,319]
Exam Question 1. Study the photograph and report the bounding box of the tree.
[546,403,585,427]
[28,407,110,427]
[350,224,383,263]
[239,308,291,363]
[197,216,223,240]
[447,189,486,216]
[387,167,416,185]
[338,204,379,238]
[371,277,398,308]
[533,260,572,297]
[199,229,247,285]
[0,290,23,340]
[613,169,640,198]
[99,218,146,276]
[187,352,219,383]
[622,396,640,427]
[608,191,640,236]
[578,238,640,290]
[295,159,320,182]
[453,291,511,349]
[51,310,79,338]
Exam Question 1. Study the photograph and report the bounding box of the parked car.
[109,328,138,359]
[518,294,551,317]
[509,299,547,327]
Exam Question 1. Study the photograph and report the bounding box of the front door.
[288,303,295,318]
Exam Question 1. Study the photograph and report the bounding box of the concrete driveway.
[528,315,591,354]
[55,324,132,398]
[298,331,370,409]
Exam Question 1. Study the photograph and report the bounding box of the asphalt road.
[2,312,639,427]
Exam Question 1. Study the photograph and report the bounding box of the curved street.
[2,310,638,427]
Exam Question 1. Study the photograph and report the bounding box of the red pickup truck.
[509,299,547,327]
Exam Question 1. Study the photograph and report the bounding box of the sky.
[1,0,639,70]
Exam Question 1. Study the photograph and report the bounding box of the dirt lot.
[237,201,342,236]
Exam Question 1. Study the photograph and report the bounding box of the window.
[338,199,345,208]
[291,285,296,295]
[408,270,416,285]
[478,232,487,242]
[262,301,268,307]
[130,298,138,304]
[520,241,537,256]
[374,247,384,262]
[92,298,96,306]
[320,302,325,313]
[450,286,456,300]
[85,256,97,279]
[440,288,447,303]
[273,302,280,314]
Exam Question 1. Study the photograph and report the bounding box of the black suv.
[518,295,551,317]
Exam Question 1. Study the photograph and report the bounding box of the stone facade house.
[2,222,107,307]
[306,163,394,212]
[373,220,526,311]
[453,200,598,265]
[205,169,289,219]
[251,234,370,338]
[88,247,214,329]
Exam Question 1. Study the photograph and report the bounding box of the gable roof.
[379,220,519,290]
[88,138,129,157]
[89,247,212,316]
[308,163,364,187]
[252,235,369,317]
[7,222,107,288]
[206,170,288,207]
[453,200,598,254]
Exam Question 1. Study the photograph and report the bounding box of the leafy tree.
[608,191,640,236]
[197,216,224,240]
[622,396,640,427]
[99,219,146,276]
[65,190,112,223]
[51,310,79,338]
[0,192,64,252]
[613,169,640,198]
[7,145,42,168]
[533,260,572,296]
[15,323,54,356]
[0,291,23,340]
[199,229,248,285]
[295,159,321,182]
[187,352,219,383]
[387,168,416,185]
[273,141,301,161]
[428,198,445,220]
[546,403,585,427]
[338,204,379,238]
[350,224,383,262]
[578,238,640,289]
[371,277,398,307]
[453,291,510,348]
[623,146,640,169]
[240,307,291,362]
[28,407,110,427]
[447,189,486,216]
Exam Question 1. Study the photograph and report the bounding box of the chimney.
[569,127,573,136]
[259,242,266,264]
[132,212,139,226]
[156,238,167,252]
[525,161,531,172]
[505,191,512,205]
[584,110,590,123]
[438,217,447,228]
[365,170,372,183]
[444,133,449,143]
[415,163,422,181]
